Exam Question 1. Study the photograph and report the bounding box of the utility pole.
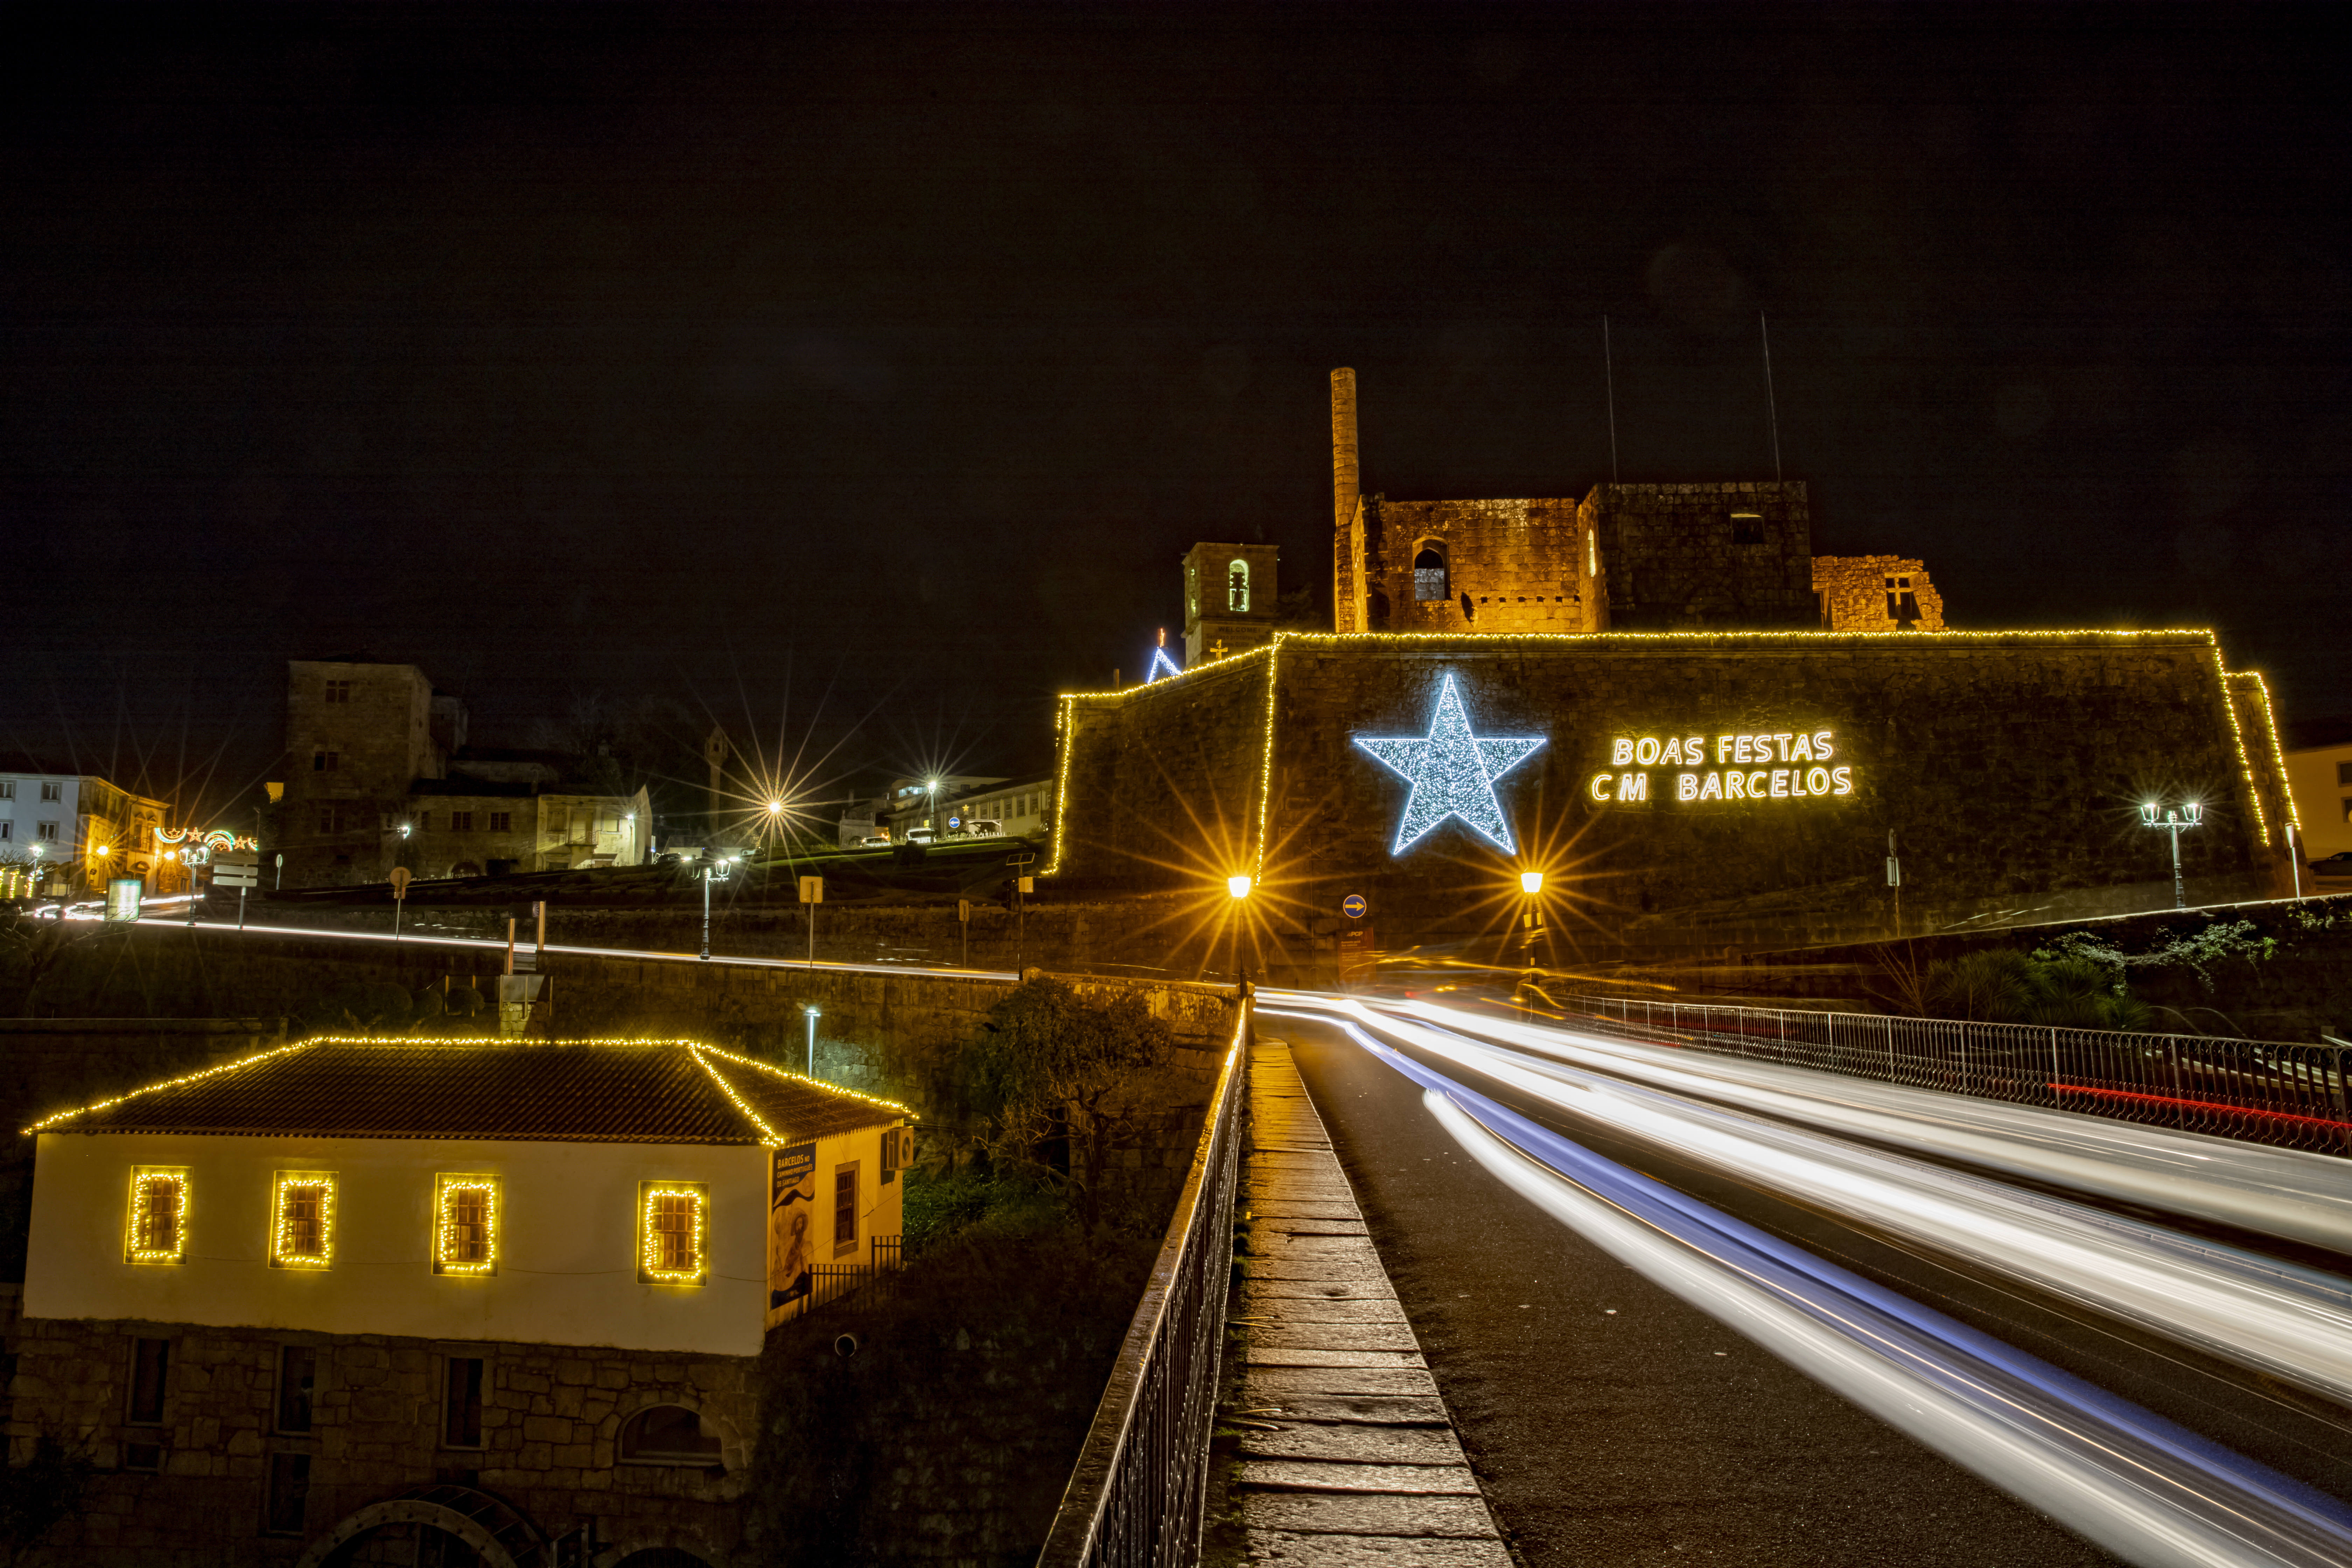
[799,875,824,969]
[1886,830,1901,939]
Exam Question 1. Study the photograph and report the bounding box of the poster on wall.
[767,1142,817,1324]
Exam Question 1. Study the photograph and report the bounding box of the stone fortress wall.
[1048,631,2300,957]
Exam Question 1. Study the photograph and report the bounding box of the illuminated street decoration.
[1590,729,1853,806]
[1354,674,1545,854]
[270,1172,337,1268]
[434,1175,499,1275]
[126,1168,189,1264]
[640,1183,709,1283]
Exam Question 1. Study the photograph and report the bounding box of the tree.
[966,978,1181,1232]
[1,1436,91,1566]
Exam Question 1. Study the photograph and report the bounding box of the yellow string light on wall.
[433,1174,499,1276]
[1254,641,1281,878]
[2231,667,2300,835]
[638,1182,708,1284]
[270,1171,337,1269]
[125,1167,188,1265]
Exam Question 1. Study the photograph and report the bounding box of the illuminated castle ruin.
[1324,367,1942,637]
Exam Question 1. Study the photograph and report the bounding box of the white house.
[8,1036,912,1566]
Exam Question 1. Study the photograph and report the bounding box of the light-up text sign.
[1589,729,1853,806]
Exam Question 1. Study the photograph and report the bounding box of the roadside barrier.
[1553,993,2350,1157]
[1037,1003,1250,1567]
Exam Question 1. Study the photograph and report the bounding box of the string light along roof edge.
[23,1036,912,1144]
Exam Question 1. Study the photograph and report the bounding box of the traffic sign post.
[214,850,260,930]
[1342,893,1367,920]
[389,867,412,944]
[957,898,973,968]
[1007,853,1037,972]
[799,875,824,969]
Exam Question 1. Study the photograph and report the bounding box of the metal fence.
[1550,992,2351,1157]
[1036,1006,1251,1568]
[791,1235,904,1320]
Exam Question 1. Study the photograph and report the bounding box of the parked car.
[852,835,893,849]
[2311,851,2352,879]
[904,826,937,845]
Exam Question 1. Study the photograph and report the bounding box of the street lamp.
[2141,800,2202,910]
[697,853,735,960]
[1519,870,1544,895]
[1226,874,1252,899]
[802,1003,821,1077]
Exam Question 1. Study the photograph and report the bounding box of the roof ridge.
[686,1047,784,1145]
[690,1042,916,1119]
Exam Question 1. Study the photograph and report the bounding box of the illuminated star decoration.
[1354,674,1545,854]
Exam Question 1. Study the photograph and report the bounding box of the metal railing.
[1551,992,2351,1157]
[779,1236,904,1322]
[1037,1004,1251,1568]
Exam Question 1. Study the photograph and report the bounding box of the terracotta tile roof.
[24,1038,909,1146]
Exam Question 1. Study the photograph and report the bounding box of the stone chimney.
[1331,368,1362,632]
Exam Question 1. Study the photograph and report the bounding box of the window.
[269,1173,336,1268]
[834,1164,859,1255]
[324,679,351,705]
[0,781,12,799]
[618,1405,723,1465]
[638,1182,708,1283]
[434,1175,498,1275]
[1227,557,1250,612]
[450,811,475,832]
[1885,576,1920,624]
[2342,798,2351,825]
[443,1356,485,1448]
[1412,545,1448,602]
[276,1346,316,1434]
[38,782,62,803]
[0,822,10,841]
[2337,761,2352,787]
[126,1168,189,1264]
[313,750,338,772]
[265,1452,311,1534]
[416,812,432,832]
[128,1336,171,1425]
[35,821,58,842]
[318,805,346,835]
[1731,512,1765,545]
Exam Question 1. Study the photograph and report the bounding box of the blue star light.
[1354,674,1546,854]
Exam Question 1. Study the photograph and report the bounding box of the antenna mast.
[1603,315,1620,483]
[1760,310,1782,482]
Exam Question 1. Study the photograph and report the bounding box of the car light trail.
[1260,988,2352,1256]
[1282,1002,2352,1410]
[1324,1020,2352,1568]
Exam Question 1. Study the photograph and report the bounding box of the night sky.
[7,4,2347,818]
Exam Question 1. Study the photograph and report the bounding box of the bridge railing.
[1548,992,2351,1157]
[1036,1003,1250,1568]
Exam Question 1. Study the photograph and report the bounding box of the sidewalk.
[1231,1036,1512,1565]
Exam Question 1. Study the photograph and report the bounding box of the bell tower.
[1181,541,1280,666]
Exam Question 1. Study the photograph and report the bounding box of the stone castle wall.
[1357,497,1587,634]
[1582,481,1816,631]
[1813,554,1947,631]
[1050,632,2300,960]
[2,1284,753,1565]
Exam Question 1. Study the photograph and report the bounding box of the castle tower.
[1182,541,1279,666]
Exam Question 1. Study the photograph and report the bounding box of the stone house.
[6,1036,912,1566]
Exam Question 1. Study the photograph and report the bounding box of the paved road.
[1280,1016,2162,1568]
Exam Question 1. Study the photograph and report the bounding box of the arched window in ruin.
[619,1404,724,1465]
[1413,542,1448,602]
[1227,558,1250,612]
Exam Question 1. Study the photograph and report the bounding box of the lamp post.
[2141,800,2202,910]
[697,854,734,960]
[802,1003,821,1077]
[1226,874,1252,986]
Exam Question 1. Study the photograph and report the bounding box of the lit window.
[1227,557,1250,612]
[434,1175,499,1275]
[126,1168,189,1264]
[269,1173,337,1268]
[639,1182,708,1283]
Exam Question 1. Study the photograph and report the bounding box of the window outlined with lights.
[268,1172,337,1269]
[125,1167,190,1265]
[433,1174,499,1276]
[638,1181,709,1285]
[1227,557,1250,612]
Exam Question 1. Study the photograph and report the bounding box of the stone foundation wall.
[1,1285,754,1565]
[1051,631,2301,961]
